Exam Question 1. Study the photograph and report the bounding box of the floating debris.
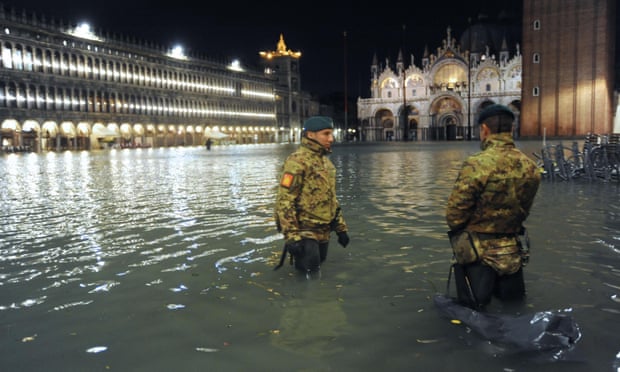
[167,304,185,310]
[21,298,40,307]
[21,334,37,342]
[195,347,219,353]
[170,284,188,292]
[86,346,108,353]
[85,281,120,293]
[416,338,439,344]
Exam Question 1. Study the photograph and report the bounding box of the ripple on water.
[0,144,618,371]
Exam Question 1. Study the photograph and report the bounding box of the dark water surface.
[1,142,618,372]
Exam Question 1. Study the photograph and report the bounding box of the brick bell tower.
[521,0,616,137]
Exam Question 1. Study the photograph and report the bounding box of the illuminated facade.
[0,6,279,152]
[259,34,319,143]
[357,20,522,141]
[521,0,616,137]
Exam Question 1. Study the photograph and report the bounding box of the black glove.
[285,240,304,256]
[337,232,350,248]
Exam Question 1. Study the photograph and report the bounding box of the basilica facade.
[357,22,522,141]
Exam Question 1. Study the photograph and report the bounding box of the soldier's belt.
[477,232,517,241]
[299,223,330,230]
[449,231,519,266]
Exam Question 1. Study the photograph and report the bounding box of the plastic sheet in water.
[433,294,581,359]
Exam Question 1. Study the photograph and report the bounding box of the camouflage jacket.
[446,133,541,273]
[275,137,347,242]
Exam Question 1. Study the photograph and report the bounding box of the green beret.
[477,104,515,125]
[303,116,334,132]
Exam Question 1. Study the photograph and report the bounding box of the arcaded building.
[0,5,282,152]
[521,0,616,137]
[357,12,523,141]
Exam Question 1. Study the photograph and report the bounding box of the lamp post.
[402,71,407,141]
[401,24,408,141]
[467,17,472,141]
[343,30,348,141]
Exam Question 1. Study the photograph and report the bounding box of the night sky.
[0,1,568,97]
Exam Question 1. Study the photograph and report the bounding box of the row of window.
[0,33,273,100]
[531,19,541,97]
[0,80,275,121]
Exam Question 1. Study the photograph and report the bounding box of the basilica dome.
[459,10,521,55]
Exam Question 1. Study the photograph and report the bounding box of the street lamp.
[467,17,472,141]
[401,24,408,141]
[402,76,408,141]
[343,30,348,141]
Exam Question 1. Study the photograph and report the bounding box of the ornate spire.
[277,34,287,53]
[259,34,301,59]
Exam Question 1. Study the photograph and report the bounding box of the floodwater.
[0,141,618,372]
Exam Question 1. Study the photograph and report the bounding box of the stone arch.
[1,118,21,148]
[430,96,464,140]
[41,121,59,151]
[399,104,420,141]
[375,108,395,141]
[22,119,40,151]
[76,122,91,150]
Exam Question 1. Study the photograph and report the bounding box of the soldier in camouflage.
[446,104,541,310]
[274,116,349,275]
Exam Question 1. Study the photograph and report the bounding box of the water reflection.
[0,142,618,371]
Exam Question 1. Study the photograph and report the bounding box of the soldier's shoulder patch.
[280,172,295,188]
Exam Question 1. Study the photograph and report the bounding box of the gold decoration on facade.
[259,34,301,59]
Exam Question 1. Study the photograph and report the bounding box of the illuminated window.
[2,42,12,68]
[37,85,45,109]
[44,51,52,73]
[433,63,467,87]
[24,47,33,71]
[34,49,43,72]
[0,82,5,107]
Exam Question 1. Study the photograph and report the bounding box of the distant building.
[521,0,616,137]
[0,5,287,152]
[259,34,319,143]
[357,13,522,141]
